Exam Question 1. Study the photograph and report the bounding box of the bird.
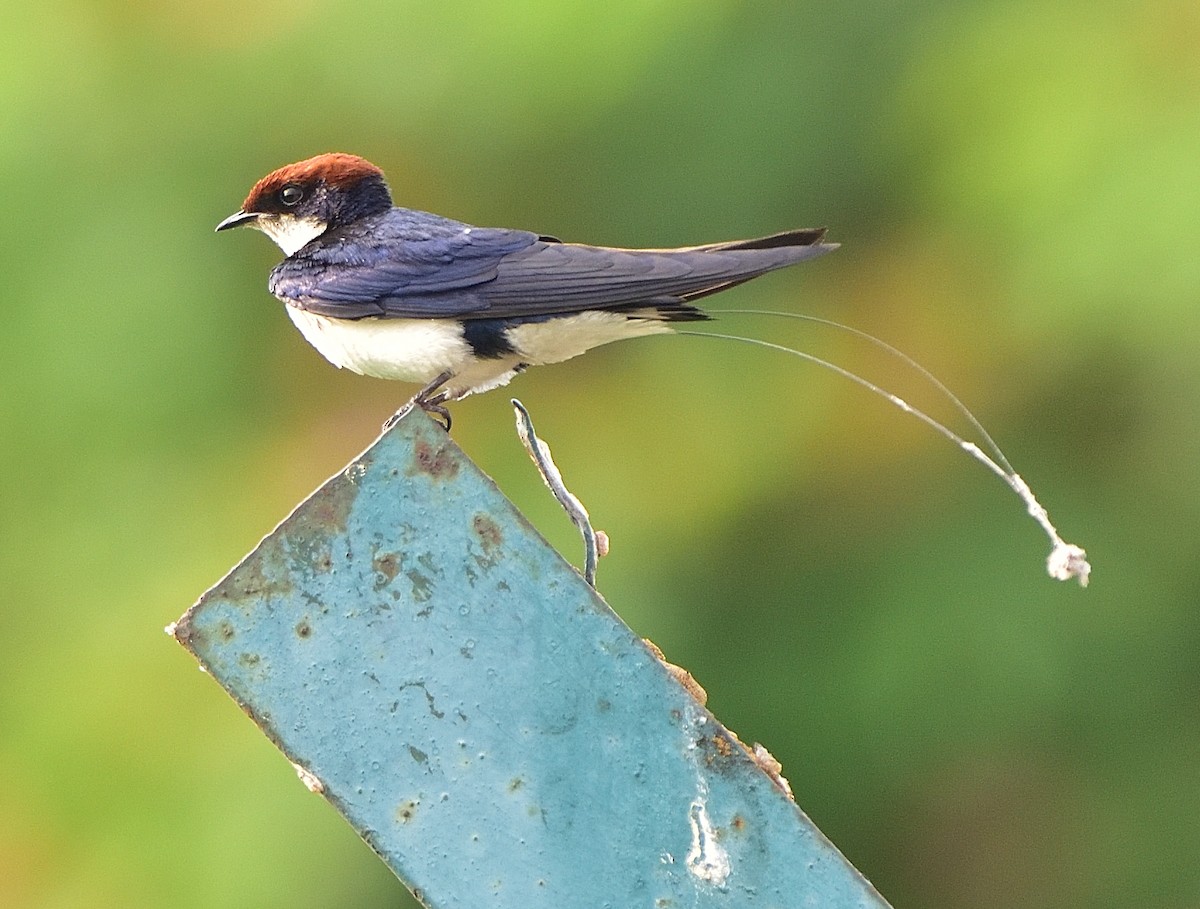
[216,153,837,428]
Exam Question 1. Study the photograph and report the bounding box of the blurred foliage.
[1,1,1198,907]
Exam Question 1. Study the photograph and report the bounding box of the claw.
[384,370,455,432]
[421,397,452,432]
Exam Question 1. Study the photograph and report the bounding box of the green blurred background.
[2,1,1197,906]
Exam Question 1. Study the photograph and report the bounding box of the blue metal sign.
[173,409,890,908]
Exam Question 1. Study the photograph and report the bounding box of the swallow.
[217,153,837,427]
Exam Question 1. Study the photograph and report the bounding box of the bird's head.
[216,153,393,255]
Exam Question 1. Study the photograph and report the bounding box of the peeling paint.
[406,568,434,602]
[681,703,732,888]
[292,762,325,793]
[685,793,730,887]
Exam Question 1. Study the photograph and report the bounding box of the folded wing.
[269,211,834,321]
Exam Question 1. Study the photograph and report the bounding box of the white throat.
[256,215,328,256]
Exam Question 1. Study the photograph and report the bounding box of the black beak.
[215,210,260,232]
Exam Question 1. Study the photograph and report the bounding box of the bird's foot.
[384,371,455,432]
[417,394,452,432]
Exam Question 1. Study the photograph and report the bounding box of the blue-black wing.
[269,208,833,321]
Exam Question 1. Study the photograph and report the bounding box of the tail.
[671,228,837,307]
[435,226,835,322]
[612,228,836,322]
[688,226,835,255]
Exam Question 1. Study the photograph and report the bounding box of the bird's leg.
[384,370,455,432]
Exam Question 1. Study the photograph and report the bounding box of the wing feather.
[269,209,833,321]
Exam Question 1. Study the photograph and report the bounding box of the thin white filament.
[719,308,1015,476]
[677,328,1090,586]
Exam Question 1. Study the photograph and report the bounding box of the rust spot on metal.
[473,513,502,550]
[170,612,201,649]
[372,550,401,589]
[209,546,295,606]
[295,619,312,638]
[731,814,747,833]
[472,513,503,571]
[695,732,741,773]
[712,735,736,759]
[270,476,360,578]
[410,438,459,479]
[395,799,419,824]
[508,777,525,792]
[290,479,357,535]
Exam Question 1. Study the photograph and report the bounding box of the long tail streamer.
[681,311,1090,586]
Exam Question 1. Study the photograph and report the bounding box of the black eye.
[280,184,304,206]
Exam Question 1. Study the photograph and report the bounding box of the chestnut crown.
[241,153,393,226]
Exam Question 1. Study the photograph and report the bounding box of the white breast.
[285,307,472,385]
[284,306,676,400]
